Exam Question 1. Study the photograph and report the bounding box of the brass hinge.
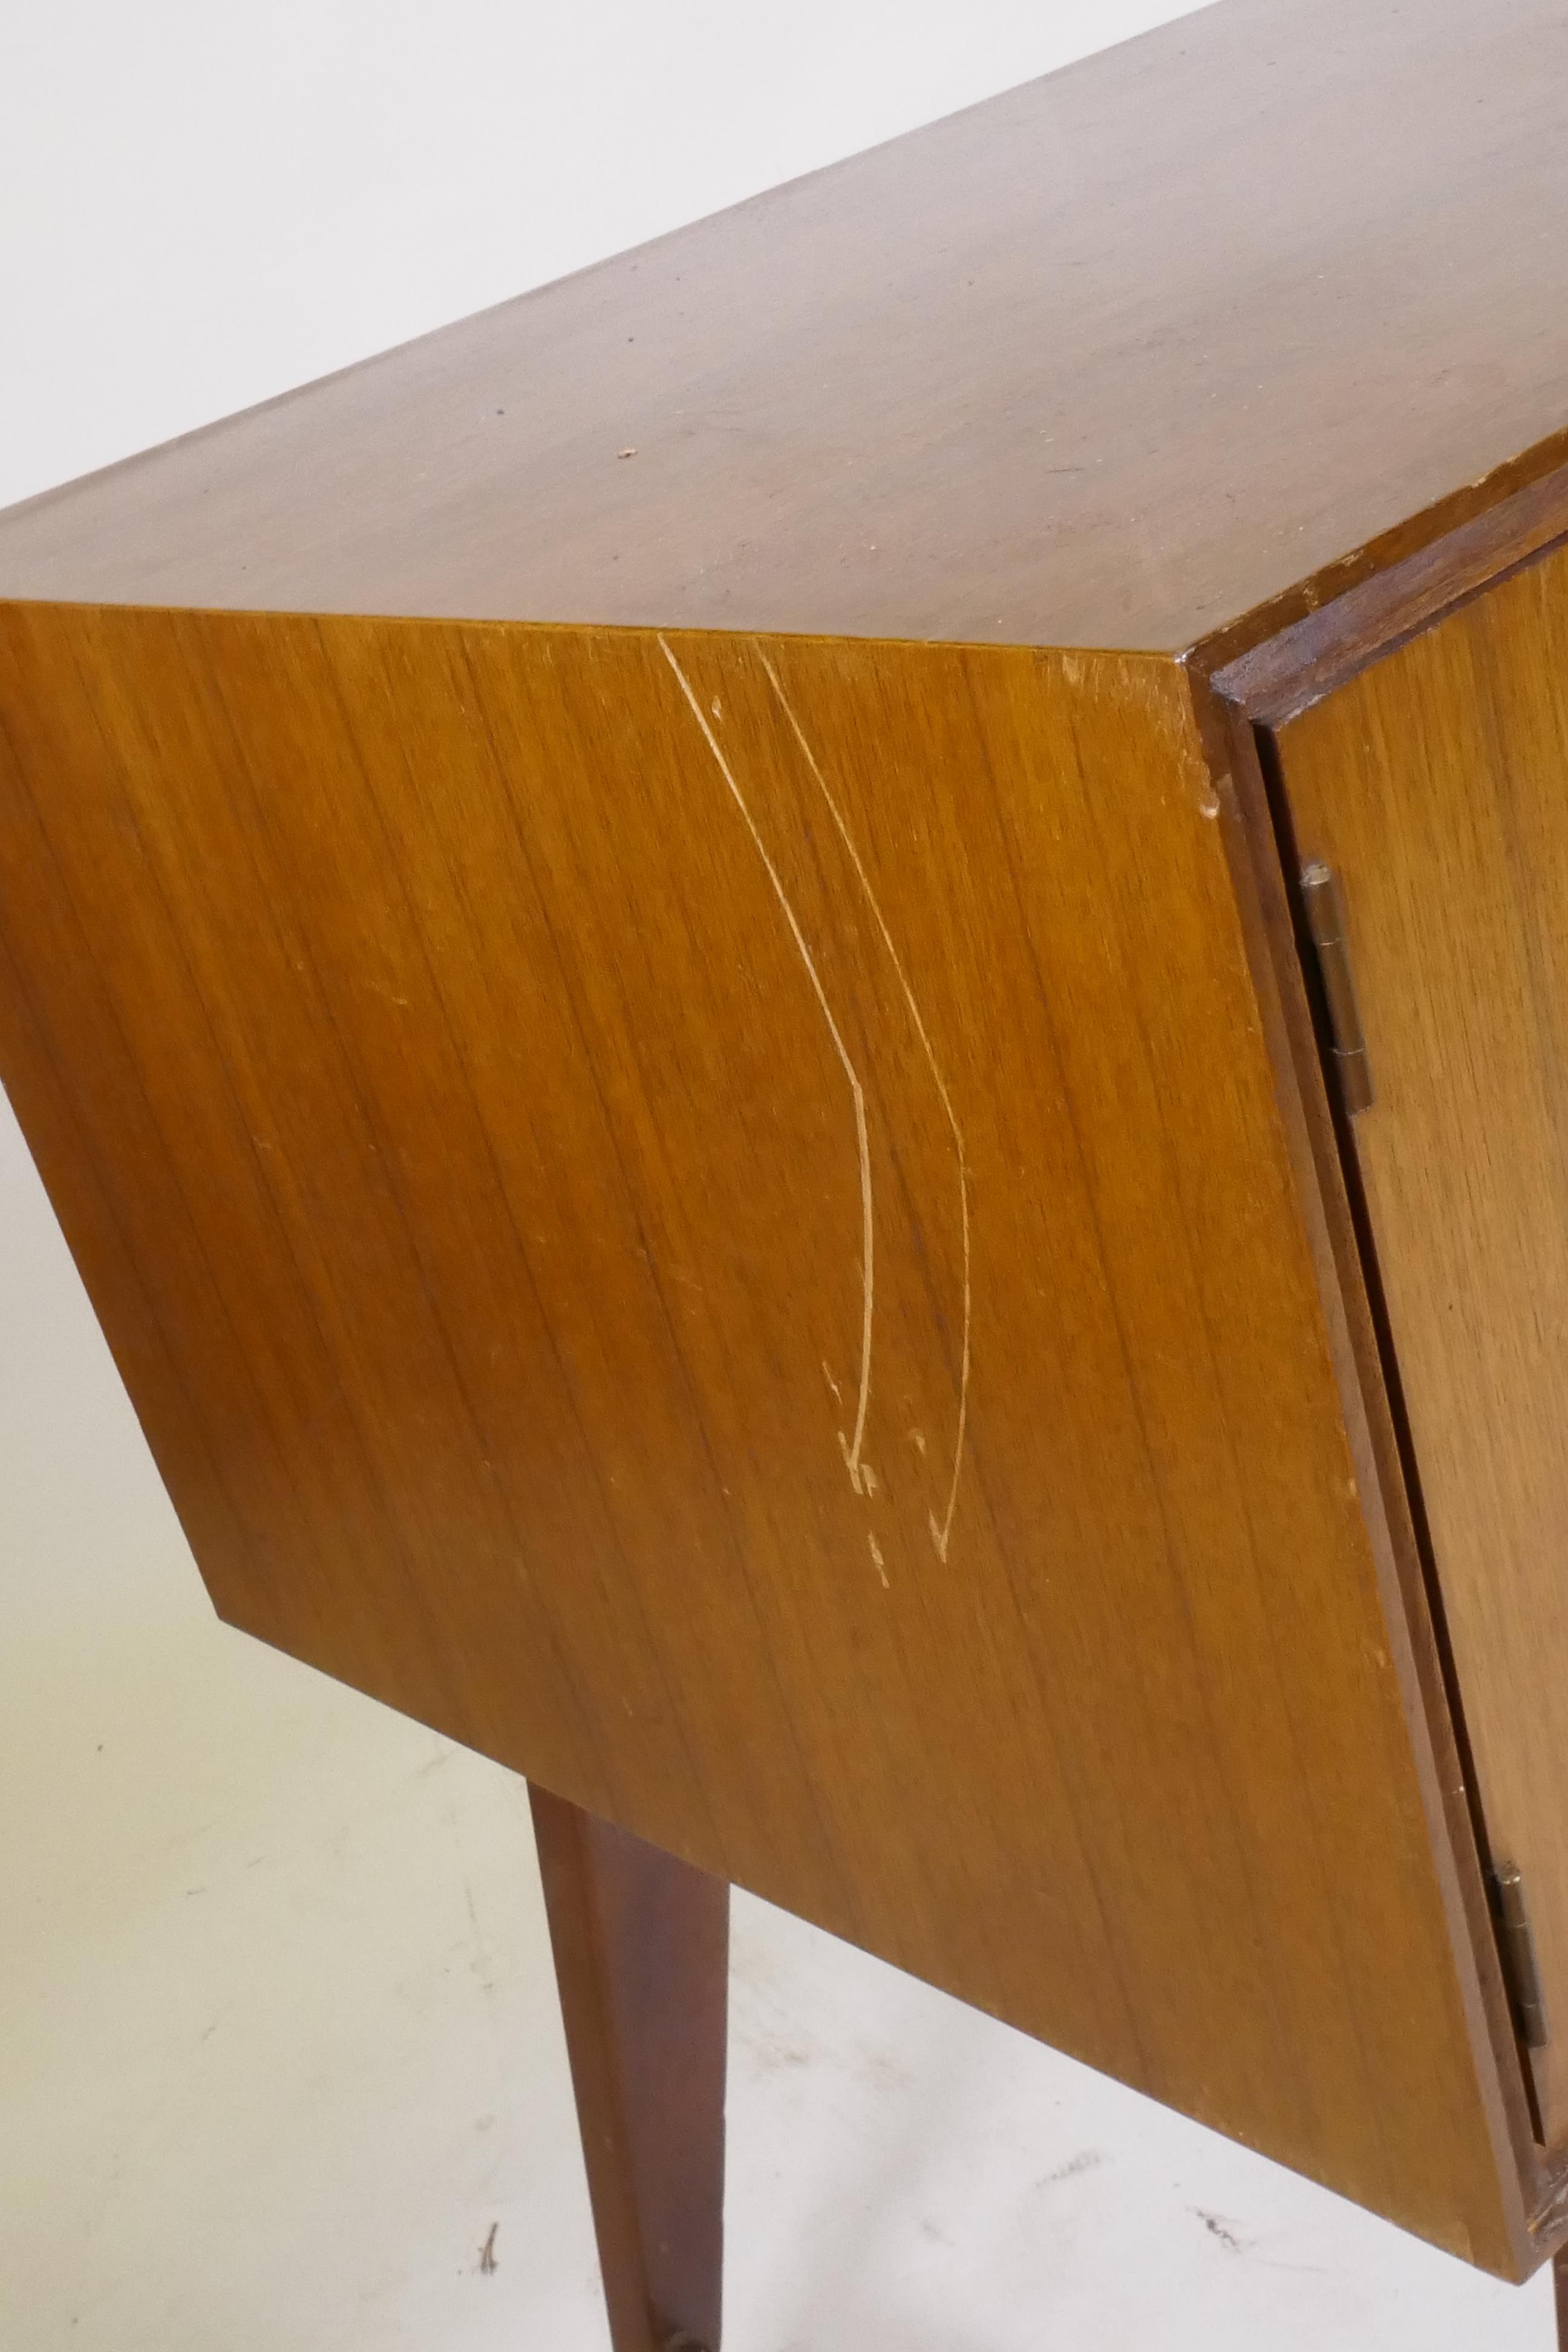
[1300,862,1374,1114]
[1491,1863,1550,2051]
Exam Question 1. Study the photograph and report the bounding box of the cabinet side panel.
[1276,537,1568,2156]
[0,603,1512,2265]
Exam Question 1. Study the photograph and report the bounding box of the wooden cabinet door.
[1275,537,1568,2145]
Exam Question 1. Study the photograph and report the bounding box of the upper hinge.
[1491,1863,1551,2052]
[1300,861,1374,1114]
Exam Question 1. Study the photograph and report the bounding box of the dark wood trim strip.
[1204,460,1568,726]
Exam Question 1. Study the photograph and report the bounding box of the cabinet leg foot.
[530,1785,728,2352]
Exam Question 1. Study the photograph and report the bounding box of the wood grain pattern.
[1274,535,1568,2151]
[530,1786,727,2352]
[3,0,1568,653]
[1203,682,1552,2235]
[0,598,1523,2267]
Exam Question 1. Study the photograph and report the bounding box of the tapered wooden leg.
[1555,2242,1568,2350]
[529,1785,728,2352]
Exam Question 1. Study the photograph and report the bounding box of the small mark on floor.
[480,2223,499,2275]
[1194,2209,1250,2254]
[750,2037,814,2074]
[1038,2149,1105,2187]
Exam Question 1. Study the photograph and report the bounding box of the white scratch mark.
[868,1532,889,1588]
[710,696,723,719]
[859,1461,880,1500]
[660,635,875,1491]
[908,1427,927,1456]
[760,650,973,1563]
[822,1360,844,1407]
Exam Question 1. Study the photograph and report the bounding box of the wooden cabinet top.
[3,0,1568,653]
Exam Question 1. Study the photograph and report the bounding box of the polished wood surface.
[530,1787,727,2352]
[1273,535,1568,2150]
[0,599,1521,2267]
[1210,460,1568,724]
[2,0,1568,653]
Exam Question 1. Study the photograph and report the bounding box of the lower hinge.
[1491,1863,1551,2051]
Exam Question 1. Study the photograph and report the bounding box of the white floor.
[1,1077,1557,2352]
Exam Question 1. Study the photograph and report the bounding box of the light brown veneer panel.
[1277,536,1568,2153]
[0,599,1515,2265]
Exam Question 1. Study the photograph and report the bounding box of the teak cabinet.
[5,0,1568,2336]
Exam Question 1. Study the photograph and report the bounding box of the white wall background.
[0,4,1556,2345]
